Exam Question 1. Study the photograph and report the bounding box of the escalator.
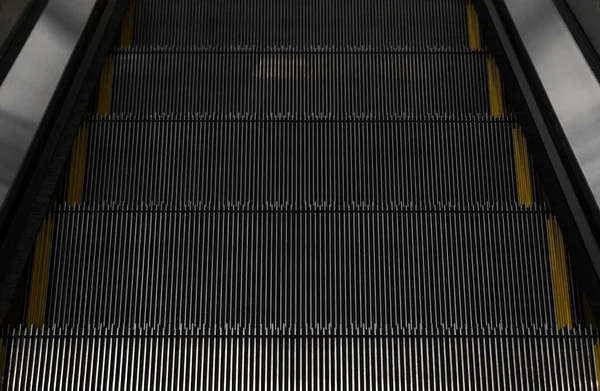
[1,0,600,388]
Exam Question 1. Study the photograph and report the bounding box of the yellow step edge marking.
[466,2,481,51]
[487,57,497,116]
[546,215,573,329]
[97,55,114,114]
[467,3,475,51]
[512,127,522,204]
[476,7,505,119]
[473,5,481,50]
[121,1,134,48]
[487,57,505,118]
[66,125,88,204]
[25,215,53,328]
[512,126,534,206]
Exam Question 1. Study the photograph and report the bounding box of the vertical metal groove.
[9,0,593,388]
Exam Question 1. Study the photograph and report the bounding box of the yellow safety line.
[513,127,523,204]
[486,57,505,118]
[487,57,496,116]
[466,2,481,51]
[467,3,475,51]
[121,1,134,48]
[66,125,88,204]
[468,3,507,120]
[513,126,534,206]
[97,55,114,114]
[25,215,53,328]
[546,215,573,329]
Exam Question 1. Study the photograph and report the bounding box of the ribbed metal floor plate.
[4,0,596,388]
[132,0,470,48]
[84,118,520,204]
[110,50,491,115]
[4,326,597,390]
[45,206,555,327]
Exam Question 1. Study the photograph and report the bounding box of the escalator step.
[6,0,595,388]
[3,326,597,389]
[109,49,492,115]
[83,117,519,205]
[132,0,471,48]
[45,205,555,327]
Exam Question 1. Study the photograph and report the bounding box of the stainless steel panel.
[503,0,600,208]
[0,0,96,209]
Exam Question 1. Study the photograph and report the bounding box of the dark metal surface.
[2,0,597,386]
[0,0,126,328]
[0,0,35,57]
[480,0,600,318]
[0,0,96,210]
[503,0,600,215]
[564,0,600,59]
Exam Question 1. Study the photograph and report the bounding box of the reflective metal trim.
[0,0,96,208]
[503,0,600,209]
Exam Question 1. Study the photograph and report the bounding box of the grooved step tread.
[108,51,492,115]
[83,119,522,204]
[45,207,555,327]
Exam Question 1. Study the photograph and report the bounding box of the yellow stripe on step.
[546,215,573,329]
[121,1,135,48]
[66,124,88,204]
[513,126,533,206]
[467,2,481,51]
[487,57,505,118]
[25,216,54,328]
[97,55,114,114]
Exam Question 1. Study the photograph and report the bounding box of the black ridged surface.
[84,117,519,205]
[110,49,492,115]
[45,205,555,327]
[4,0,598,388]
[132,0,470,48]
[3,325,597,390]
